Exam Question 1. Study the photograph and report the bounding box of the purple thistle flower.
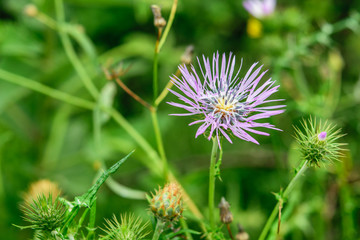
[168,52,285,147]
[243,0,276,19]
[318,131,327,141]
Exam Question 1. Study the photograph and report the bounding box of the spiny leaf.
[75,150,134,208]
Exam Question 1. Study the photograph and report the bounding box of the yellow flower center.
[214,98,235,115]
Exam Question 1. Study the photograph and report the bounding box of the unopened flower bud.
[20,194,67,231]
[218,197,233,224]
[24,4,38,17]
[181,45,195,65]
[295,118,345,167]
[236,224,249,240]
[149,183,183,222]
[151,5,166,29]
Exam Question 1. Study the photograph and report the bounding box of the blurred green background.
[0,0,360,239]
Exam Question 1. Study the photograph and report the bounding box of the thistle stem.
[226,223,235,240]
[114,77,155,111]
[155,68,181,107]
[208,137,219,230]
[152,220,165,240]
[87,201,96,240]
[62,206,80,235]
[158,0,178,52]
[258,160,308,240]
[153,29,161,101]
[151,110,168,180]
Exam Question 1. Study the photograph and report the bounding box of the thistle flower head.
[149,183,183,222]
[20,194,67,232]
[294,118,345,167]
[168,52,285,147]
[100,213,150,240]
[243,0,276,19]
[318,131,327,141]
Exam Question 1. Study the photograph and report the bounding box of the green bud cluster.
[149,183,183,222]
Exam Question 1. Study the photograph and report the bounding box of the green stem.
[258,160,308,240]
[153,49,159,101]
[62,206,80,235]
[37,12,57,29]
[152,220,165,240]
[154,78,174,107]
[0,69,94,110]
[54,0,99,99]
[158,0,178,52]
[77,208,89,230]
[208,137,219,230]
[151,110,168,179]
[87,200,97,240]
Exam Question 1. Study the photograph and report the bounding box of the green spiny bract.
[294,118,345,167]
[100,213,150,240]
[20,194,67,232]
[149,183,183,222]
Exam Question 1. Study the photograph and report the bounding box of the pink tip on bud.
[318,131,327,141]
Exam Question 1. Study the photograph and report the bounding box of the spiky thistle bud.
[20,194,67,232]
[218,197,233,224]
[100,213,150,240]
[294,118,345,167]
[151,5,166,29]
[149,183,183,222]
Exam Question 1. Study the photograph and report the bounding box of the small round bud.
[24,4,38,17]
[149,183,183,222]
[218,197,233,224]
[151,5,167,29]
